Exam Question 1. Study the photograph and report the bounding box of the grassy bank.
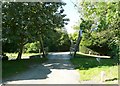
[5,53,41,59]
[2,57,48,78]
[70,53,118,84]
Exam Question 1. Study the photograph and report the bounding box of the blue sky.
[62,0,80,34]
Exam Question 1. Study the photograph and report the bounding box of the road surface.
[3,52,80,84]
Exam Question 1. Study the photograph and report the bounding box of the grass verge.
[5,53,41,59]
[70,53,118,84]
[2,57,48,79]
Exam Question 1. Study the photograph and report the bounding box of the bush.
[108,40,120,59]
[80,45,99,55]
[2,53,8,61]
[80,29,120,58]
[2,42,19,53]
[24,41,40,53]
[79,45,89,54]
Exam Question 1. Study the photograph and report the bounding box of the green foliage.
[80,19,93,33]
[2,2,69,59]
[81,29,116,55]
[70,32,78,43]
[2,42,19,53]
[44,28,71,52]
[79,45,98,54]
[23,28,71,53]
[72,1,120,58]
[24,41,40,53]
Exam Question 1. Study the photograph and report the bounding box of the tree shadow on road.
[3,53,75,83]
[3,64,52,83]
[2,55,51,83]
[43,59,75,70]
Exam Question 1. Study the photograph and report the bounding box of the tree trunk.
[17,44,23,60]
[73,31,82,57]
[39,35,45,57]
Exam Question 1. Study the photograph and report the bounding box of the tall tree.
[2,2,69,59]
[73,1,120,58]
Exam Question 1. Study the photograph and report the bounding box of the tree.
[2,2,36,59]
[23,28,71,53]
[73,1,120,58]
[30,2,69,57]
[43,28,70,52]
[2,2,69,59]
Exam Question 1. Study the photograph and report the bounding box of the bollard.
[100,71,106,82]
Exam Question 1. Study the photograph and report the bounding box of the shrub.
[2,53,8,61]
[24,41,40,53]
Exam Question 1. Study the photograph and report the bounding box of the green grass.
[5,53,41,59]
[70,53,118,84]
[2,57,48,79]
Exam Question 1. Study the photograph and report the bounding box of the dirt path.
[3,52,80,84]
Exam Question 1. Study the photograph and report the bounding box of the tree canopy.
[2,2,69,59]
[72,1,120,58]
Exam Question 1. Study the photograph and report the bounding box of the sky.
[62,0,80,34]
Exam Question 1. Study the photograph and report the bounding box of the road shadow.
[43,59,74,70]
[43,53,74,70]
[3,63,52,83]
[3,52,74,83]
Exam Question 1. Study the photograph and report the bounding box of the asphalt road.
[3,52,80,84]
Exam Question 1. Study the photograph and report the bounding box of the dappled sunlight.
[47,52,72,60]
[2,0,119,84]
[77,52,111,58]
[71,54,118,70]
[3,52,80,84]
[42,59,74,70]
[71,53,118,84]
